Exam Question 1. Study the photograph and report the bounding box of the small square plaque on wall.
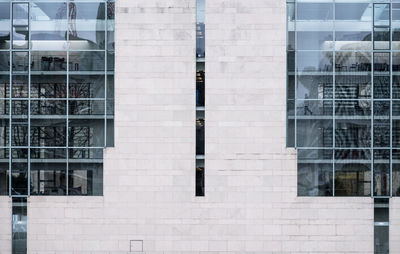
[130,240,143,252]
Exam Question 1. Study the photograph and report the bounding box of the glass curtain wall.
[287,0,400,197]
[0,0,114,197]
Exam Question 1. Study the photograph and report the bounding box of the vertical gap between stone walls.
[195,0,205,197]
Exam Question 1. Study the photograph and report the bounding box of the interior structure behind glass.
[286,0,400,197]
[0,0,114,197]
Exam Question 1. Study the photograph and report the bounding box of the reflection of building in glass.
[287,2,400,253]
[0,0,114,199]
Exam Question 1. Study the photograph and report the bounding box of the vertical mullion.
[104,1,107,148]
[372,3,375,198]
[294,1,297,148]
[332,0,335,197]
[390,1,393,198]
[8,2,12,197]
[66,0,70,196]
[27,1,31,197]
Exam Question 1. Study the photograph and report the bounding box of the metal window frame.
[3,0,113,197]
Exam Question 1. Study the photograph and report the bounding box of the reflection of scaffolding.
[69,2,77,37]
[56,1,77,37]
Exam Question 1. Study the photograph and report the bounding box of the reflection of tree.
[69,76,91,98]
[31,125,66,147]
[298,165,332,196]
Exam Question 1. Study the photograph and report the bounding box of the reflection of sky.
[196,0,205,23]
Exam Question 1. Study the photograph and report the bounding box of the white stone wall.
[390,199,400,253]
[0,197,11,253]
[26,0,374,253]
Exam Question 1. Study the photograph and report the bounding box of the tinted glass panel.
[31,2,68,50]
[0,2,10,49]
[69,3,105,49]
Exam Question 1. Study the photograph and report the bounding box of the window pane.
[335,52,371,72]
[196,114,204,155]
[12,52,28,73]
[297,75,333,100]
[69,75,105,98]
[31,51,67,72]
[393,76,400,98]
[196,0,205,58]
[30,119,67,147]
[12,3,29,49]
[298,163,333,196]
[0,2,10,49]
[335,149,371,161]
[68,148,103,196]
[107,51,114,72]
[335,75,371,99]
[335,31,371,51]
[107,75,114,115]
[392,151,400,195]
[69,3,105,50]
[297,3,333,21]
[335,3,372,22]
[107,1,115,50]
[374,4,390,27]
[0,52,9,72]
[335,120,371,147]
[12,198,27,252]
[0,119,9,147]
[335,100,371,116]
[11,103,28,147]
[334,163,371,196]
[31,2,68,50]
[31,75,66,98]
[374,76,390,99]
[30,100,66,117]
[296,100,333,116]
[297,51,333,73]
[335,3,372,50]
[0,148,9,195]
[298,32,333,51]
[30,148,66,196]
[374,226,389,254]
[393,3,400,49]
[197,64,205,107]
[196,161,205,197]
[69,51,105,72]
[68,119,105,147]
[297,119,333,147]
[374,27,390,50]
[373,150,390,197]
[12,75,28,98]
[69,100,105,116]
[11,149,28,196]
[374,53,390,73]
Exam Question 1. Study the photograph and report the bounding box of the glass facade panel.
[69,2,105,50]
[31,2,67,50]
[0,2,10,50]
[68,148,103,196]
[297,51,333,73]
[12,198,27,254]
[0,148,9,195]
[288,0,398,197]
[12,3,28,49]
[0,0,114,197]
[69,51,105,72]
[30,148,66,195]
[334,162,371,196]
